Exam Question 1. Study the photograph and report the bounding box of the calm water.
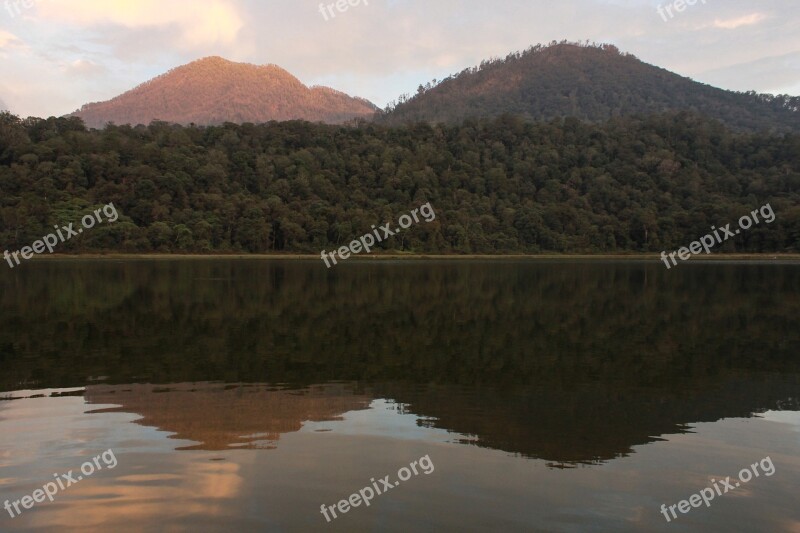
[1,260,799,532]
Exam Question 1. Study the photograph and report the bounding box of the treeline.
[0,110,798,254]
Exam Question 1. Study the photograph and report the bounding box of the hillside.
[381,42,800,133]
[72,57,378,128]
[1,112,798,255]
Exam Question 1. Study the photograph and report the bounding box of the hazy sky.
[1,0,798,117]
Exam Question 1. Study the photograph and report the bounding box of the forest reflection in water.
[1,259,798,464]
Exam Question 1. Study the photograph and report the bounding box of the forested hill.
[72,57,378,129]
[380,42,800,133]
[1,111,797,255]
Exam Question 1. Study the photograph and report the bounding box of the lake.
[1,259,798,531]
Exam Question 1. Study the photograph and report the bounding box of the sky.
[0,0,799,118]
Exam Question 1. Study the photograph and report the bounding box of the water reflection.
[85,383,371,451]
[1,260,799,464]
[2,375,795,467]
[0,387,798,532]
[1,260,800,530]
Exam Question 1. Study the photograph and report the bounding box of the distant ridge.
[380,42,800,133]
[73,57,378,128]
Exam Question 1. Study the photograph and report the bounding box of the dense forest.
[380,42,800,133]
[0,110,798,254]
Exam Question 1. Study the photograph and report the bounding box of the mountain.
[0,98,8,112]
[72,57,378,128]
[381,42,800,132]
[67,44,800,132]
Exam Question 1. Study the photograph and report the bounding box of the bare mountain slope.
[73,57,377,128]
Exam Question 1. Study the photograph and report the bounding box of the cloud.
[61,59,108,77]
[0,30,22,49]
[712,13,767,29]
[36,0,244,48]
[0,0,798,118]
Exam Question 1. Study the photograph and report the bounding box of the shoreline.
[23,253,800,262]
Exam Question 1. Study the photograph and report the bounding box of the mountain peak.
[193,55,231,64]
[73,57,376,128]
[381,41,799,132]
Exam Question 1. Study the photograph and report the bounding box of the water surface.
[1,260,798,531]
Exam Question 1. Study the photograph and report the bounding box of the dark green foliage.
[380,42,800,134]
[0,110,798,254]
